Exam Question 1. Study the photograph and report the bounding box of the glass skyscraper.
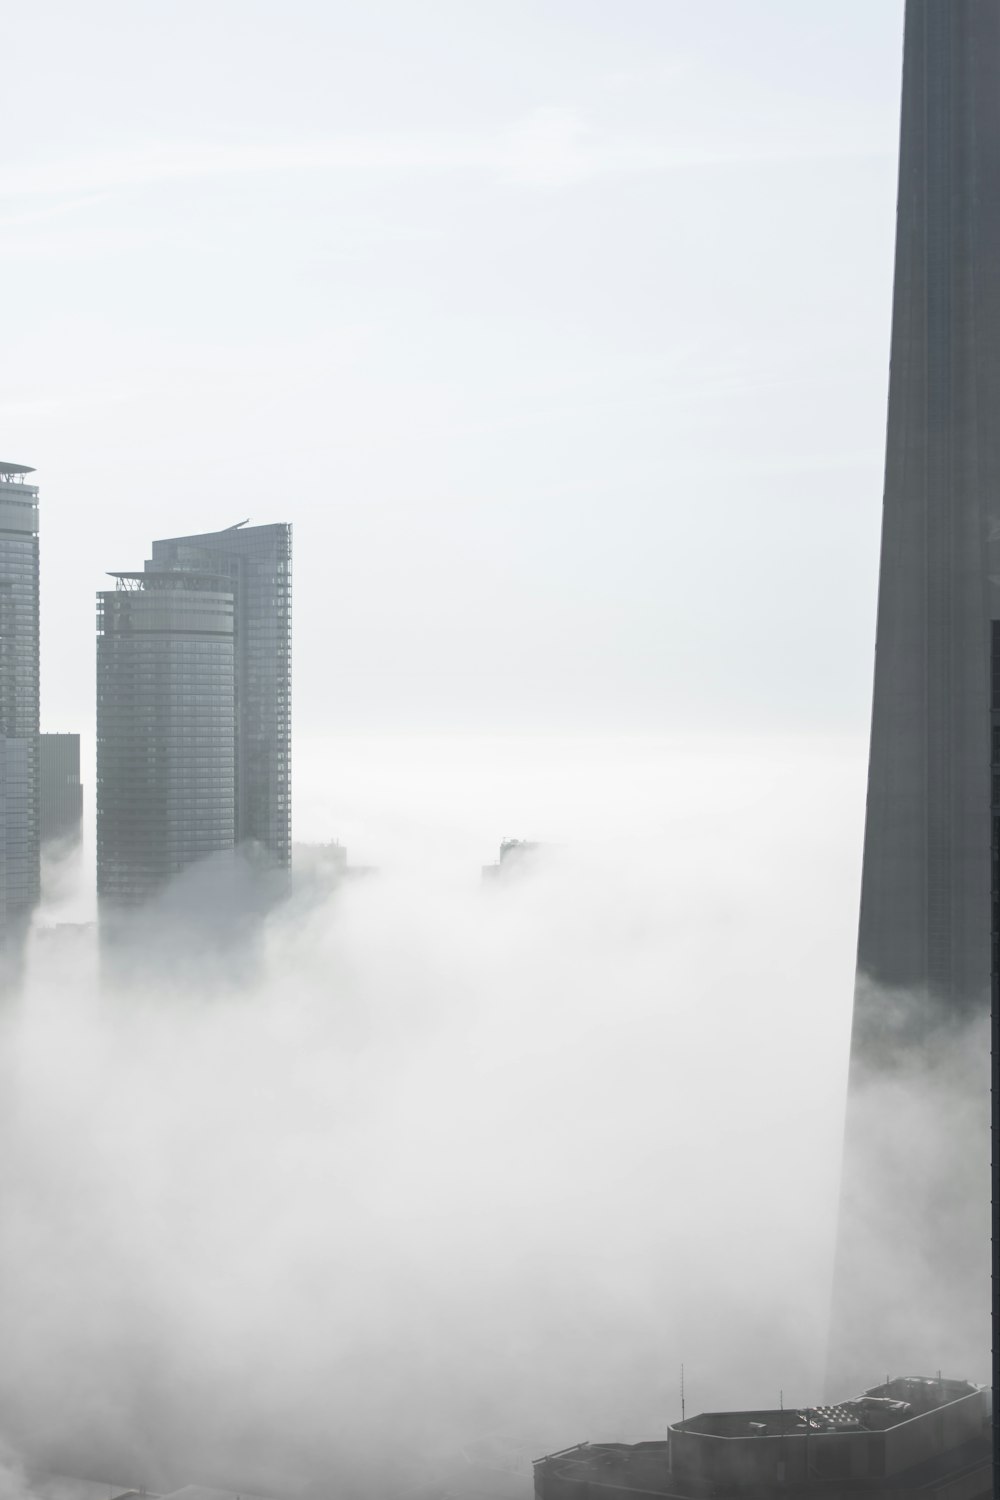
[149,523,292,869]
[96,571,236,910]
[0,461,40,969]
[39,732,83,848]
[96,521,291,922]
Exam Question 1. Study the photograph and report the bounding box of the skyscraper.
[831,0,997,1387]
[149,523,292,869]
[96,570,236,912]
[0,461,40,973]
[96,521,291,929]
[39,732,83,849]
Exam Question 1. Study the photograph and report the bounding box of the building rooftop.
[676,1377,980,1440]
[107,570,233,593]
[533,1377,990,1500]
[151,521,291,545]
[482,839,542,880]
[0,461,35,477]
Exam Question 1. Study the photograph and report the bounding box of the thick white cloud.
[0,734,897,1496]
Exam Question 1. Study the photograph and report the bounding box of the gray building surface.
[39,733,82,848]
[533,1379,990,1500]
[149,523,291,870]
[482,839,541,881]
[831,1,997,1389]
[96,571,236,912]
[96,521,291,933]
[849,0,1000,1049]
[0,461,40,975]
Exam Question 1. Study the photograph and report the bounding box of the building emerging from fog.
[534,1378,990,1500]
[482,838,541,880]
[848,0,1000,1053]
[149,523,292,869]
[831,0,998,1387]
[39,732,83,848]
[0,461,40,973]
[97,571,236,909]
[96,522,290,922]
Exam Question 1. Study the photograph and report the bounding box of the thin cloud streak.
[0,107,891,205]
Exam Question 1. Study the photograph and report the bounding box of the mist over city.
[0,742,857,1492]
[1,2,994,1499]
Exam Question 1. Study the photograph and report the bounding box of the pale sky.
[2,0,905,740]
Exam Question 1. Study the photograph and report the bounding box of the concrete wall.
[831,0,1000,1390]
[882,1390,987,1476]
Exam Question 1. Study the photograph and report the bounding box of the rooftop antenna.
[681,1364,686,1425]
[226,519,250,530]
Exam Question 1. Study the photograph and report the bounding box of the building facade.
[149,523,291,869]
[96,571,236,911]
[831,0,998,1389]
[0,461,40,971]
[39,732,83,848]
[849,0,1000,1049]
[991,621,1000,1453]
[96,520,291,928]
[533,1379,990,1500]
[482,839,541,880]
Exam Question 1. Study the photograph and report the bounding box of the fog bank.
[4,733,944,1498]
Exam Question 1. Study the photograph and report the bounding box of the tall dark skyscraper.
[0,461,40,972]
[149,523,292,870]
[96,522,291,925]
[831,0,997,1389]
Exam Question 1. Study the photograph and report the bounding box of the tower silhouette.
[830,0,999,1389]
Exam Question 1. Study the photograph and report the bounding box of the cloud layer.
[0,734,884,1498]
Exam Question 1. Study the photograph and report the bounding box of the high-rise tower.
[39,732,83,850]
[149,523,292,869]
[0,461,40,974]
[96,571,236,912]
[96,520,291,936]
[831,0,998,1388]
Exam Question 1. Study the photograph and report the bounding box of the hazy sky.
[2,0,905,742]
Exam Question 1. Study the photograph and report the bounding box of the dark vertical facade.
[39,733,83,848]
[851,0,1000,1040]
[96,573,236,911]
[831,0,998,1389]
[149,524,291,868]
[0,462,40,971]
[990,622,1000,1492]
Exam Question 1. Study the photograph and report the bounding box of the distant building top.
[107,569,233,593]
[0,461,39,505]
[483,839,542,880]
[152,520,291,545]
[673,1376,979,1440]
[534,1377,988,1500]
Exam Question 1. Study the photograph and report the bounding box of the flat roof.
[672,1378,982,1440]
[108,569,232,585]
